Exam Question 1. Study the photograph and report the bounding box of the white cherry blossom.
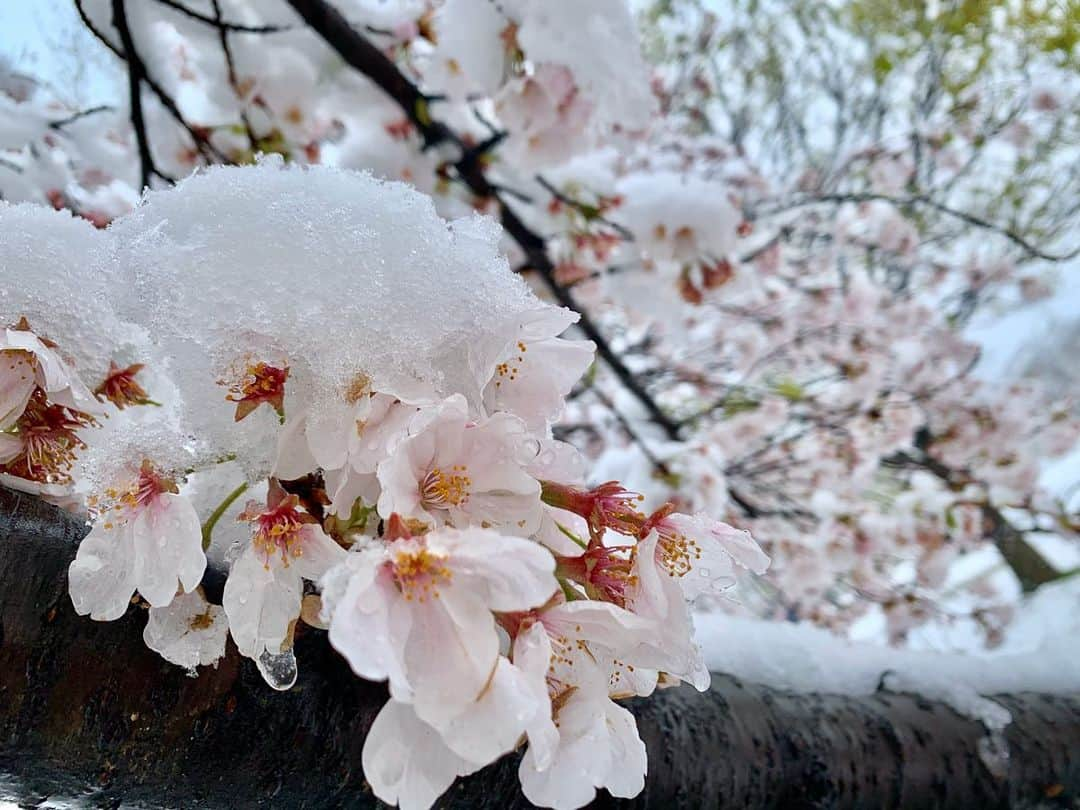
[321,521,558,728]
[69,462,206,620]
[222,481,345,672]
[0,320,101,417]
[376,395,543,533]
[481,308,595,432]
[143,589,228,672]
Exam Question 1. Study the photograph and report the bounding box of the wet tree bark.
[1,486,1077,809]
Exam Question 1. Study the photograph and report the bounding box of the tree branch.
[284,0,682,441]
[111,0,155,190]
[2,487,1079,808]
[887,433,1064,593]
[756,192,1079,263]
[152,0,293,33]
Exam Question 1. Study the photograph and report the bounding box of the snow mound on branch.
[0,203,131,376]
[697,576,1080,731]
[105,160,538,475]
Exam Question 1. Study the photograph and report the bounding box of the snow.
[696,575,1080,730]
[103,159,541,476]
[0,202,132,375]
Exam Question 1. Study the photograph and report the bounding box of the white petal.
[406,589,500,727]
[518,691,610,810]
[0,352,35,430]
[324,554,413,697]
[68,522,137,621]
[222,543,302,659]
[362,700,480,810]
[143,590,228,670]
[274,411,319,480]
[305,401,351,470]
[667,513,770,600]
[599,701,647,798]
[290,525,346,581]
[514,622,559,770]
[440,527,557,612]
[437,656,542,766]
[131,493,206,608]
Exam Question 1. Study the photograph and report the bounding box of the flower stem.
[201,481,250,550]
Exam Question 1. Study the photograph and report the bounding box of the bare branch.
[285,0,682,441]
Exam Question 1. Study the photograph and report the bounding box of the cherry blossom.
[376,395,543,533]
[143,589,228,672]
[481,307,595,432]
[69,461,206,620]
[222,480,345,681]
[321,520,558,726]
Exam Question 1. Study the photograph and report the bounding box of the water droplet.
[256,647,298,691]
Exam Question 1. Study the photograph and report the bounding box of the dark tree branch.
[75,0,230,167]
[152,0,293,33]
[284,0,682,441]
[887,432,1063,593]
[48,104,114,130]
[111,0,156,190]
[1,486,1078,808]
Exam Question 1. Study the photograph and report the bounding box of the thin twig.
[285,0,682,441]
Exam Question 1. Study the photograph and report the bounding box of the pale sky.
[0,0,119,106]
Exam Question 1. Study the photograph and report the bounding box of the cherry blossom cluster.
[1,162,769,809]
[3,0,1077,649]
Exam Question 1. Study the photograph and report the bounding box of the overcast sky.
[0,0,118,106]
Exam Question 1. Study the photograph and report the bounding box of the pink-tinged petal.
[544,600,654,652]
[323,554,412,698]
[513,622,559,770]
[625,532,710,690]
[518,690,612,810]
[361,700,481,810]
[406,589,500,727]
[597,701,647,799]
[519,685,647,809]
[68,522,137,621]
[130,492,206,608]
[376,449,432,523]
[0,351,35,430]
[666,513,770,600]
[483,333,594,432]
[222,543,302,659]
[0,432,22,465]
[325,467,380,518]
[440,527,557,612]
[290,525,346,582]
[4,330,101,415]
[437,656,545,767]
[304,401,352,470]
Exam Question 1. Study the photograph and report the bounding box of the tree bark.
[1,486,1077,808]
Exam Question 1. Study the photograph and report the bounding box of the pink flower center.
[243,494,313,567]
